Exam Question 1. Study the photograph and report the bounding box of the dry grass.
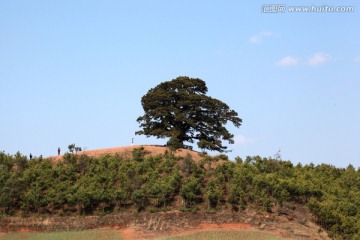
[156,229,283,240]
[50,145,205,163]
[0,229,124,240]
[0,229,284,240]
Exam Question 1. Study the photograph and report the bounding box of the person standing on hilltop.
[58,147,61,156]
[29,153,32,160]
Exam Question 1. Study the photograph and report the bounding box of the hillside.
[1,146,359,239]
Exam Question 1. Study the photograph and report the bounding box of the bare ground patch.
[50,145,205,163]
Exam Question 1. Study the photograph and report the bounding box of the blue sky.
[1,1,359,167]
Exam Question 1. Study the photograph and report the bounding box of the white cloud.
[249,36,261,44]
[276,56,300,67]
[307,52,331,66]
[249,31,275,44]
[234,135,255,148]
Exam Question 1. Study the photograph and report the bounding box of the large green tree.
[136,76,242,152]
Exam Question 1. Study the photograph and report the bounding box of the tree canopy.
[136,76,242,152]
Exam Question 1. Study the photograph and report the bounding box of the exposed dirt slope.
[0,211,329,240]
[50,145,205,162]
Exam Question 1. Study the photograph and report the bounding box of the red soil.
[50,145,205,163]
[18,228,34,233]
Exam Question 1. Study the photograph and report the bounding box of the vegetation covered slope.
[1,147,360,239]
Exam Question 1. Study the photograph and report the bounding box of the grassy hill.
[1,145,359,239]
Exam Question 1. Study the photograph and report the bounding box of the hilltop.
[51,145,205,162]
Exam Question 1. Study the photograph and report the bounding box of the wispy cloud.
[234,135,255,148]
[249,36,262,44]
[276,52,334,68]
[276,56,300,67]
[249,31,275,44]
[307,52,331,66]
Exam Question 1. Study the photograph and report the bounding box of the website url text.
[262,5,355,13]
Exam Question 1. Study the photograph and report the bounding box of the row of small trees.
[1,149,360,239]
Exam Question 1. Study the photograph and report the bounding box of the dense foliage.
[1,149,360,239]
[136,76,242,152]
